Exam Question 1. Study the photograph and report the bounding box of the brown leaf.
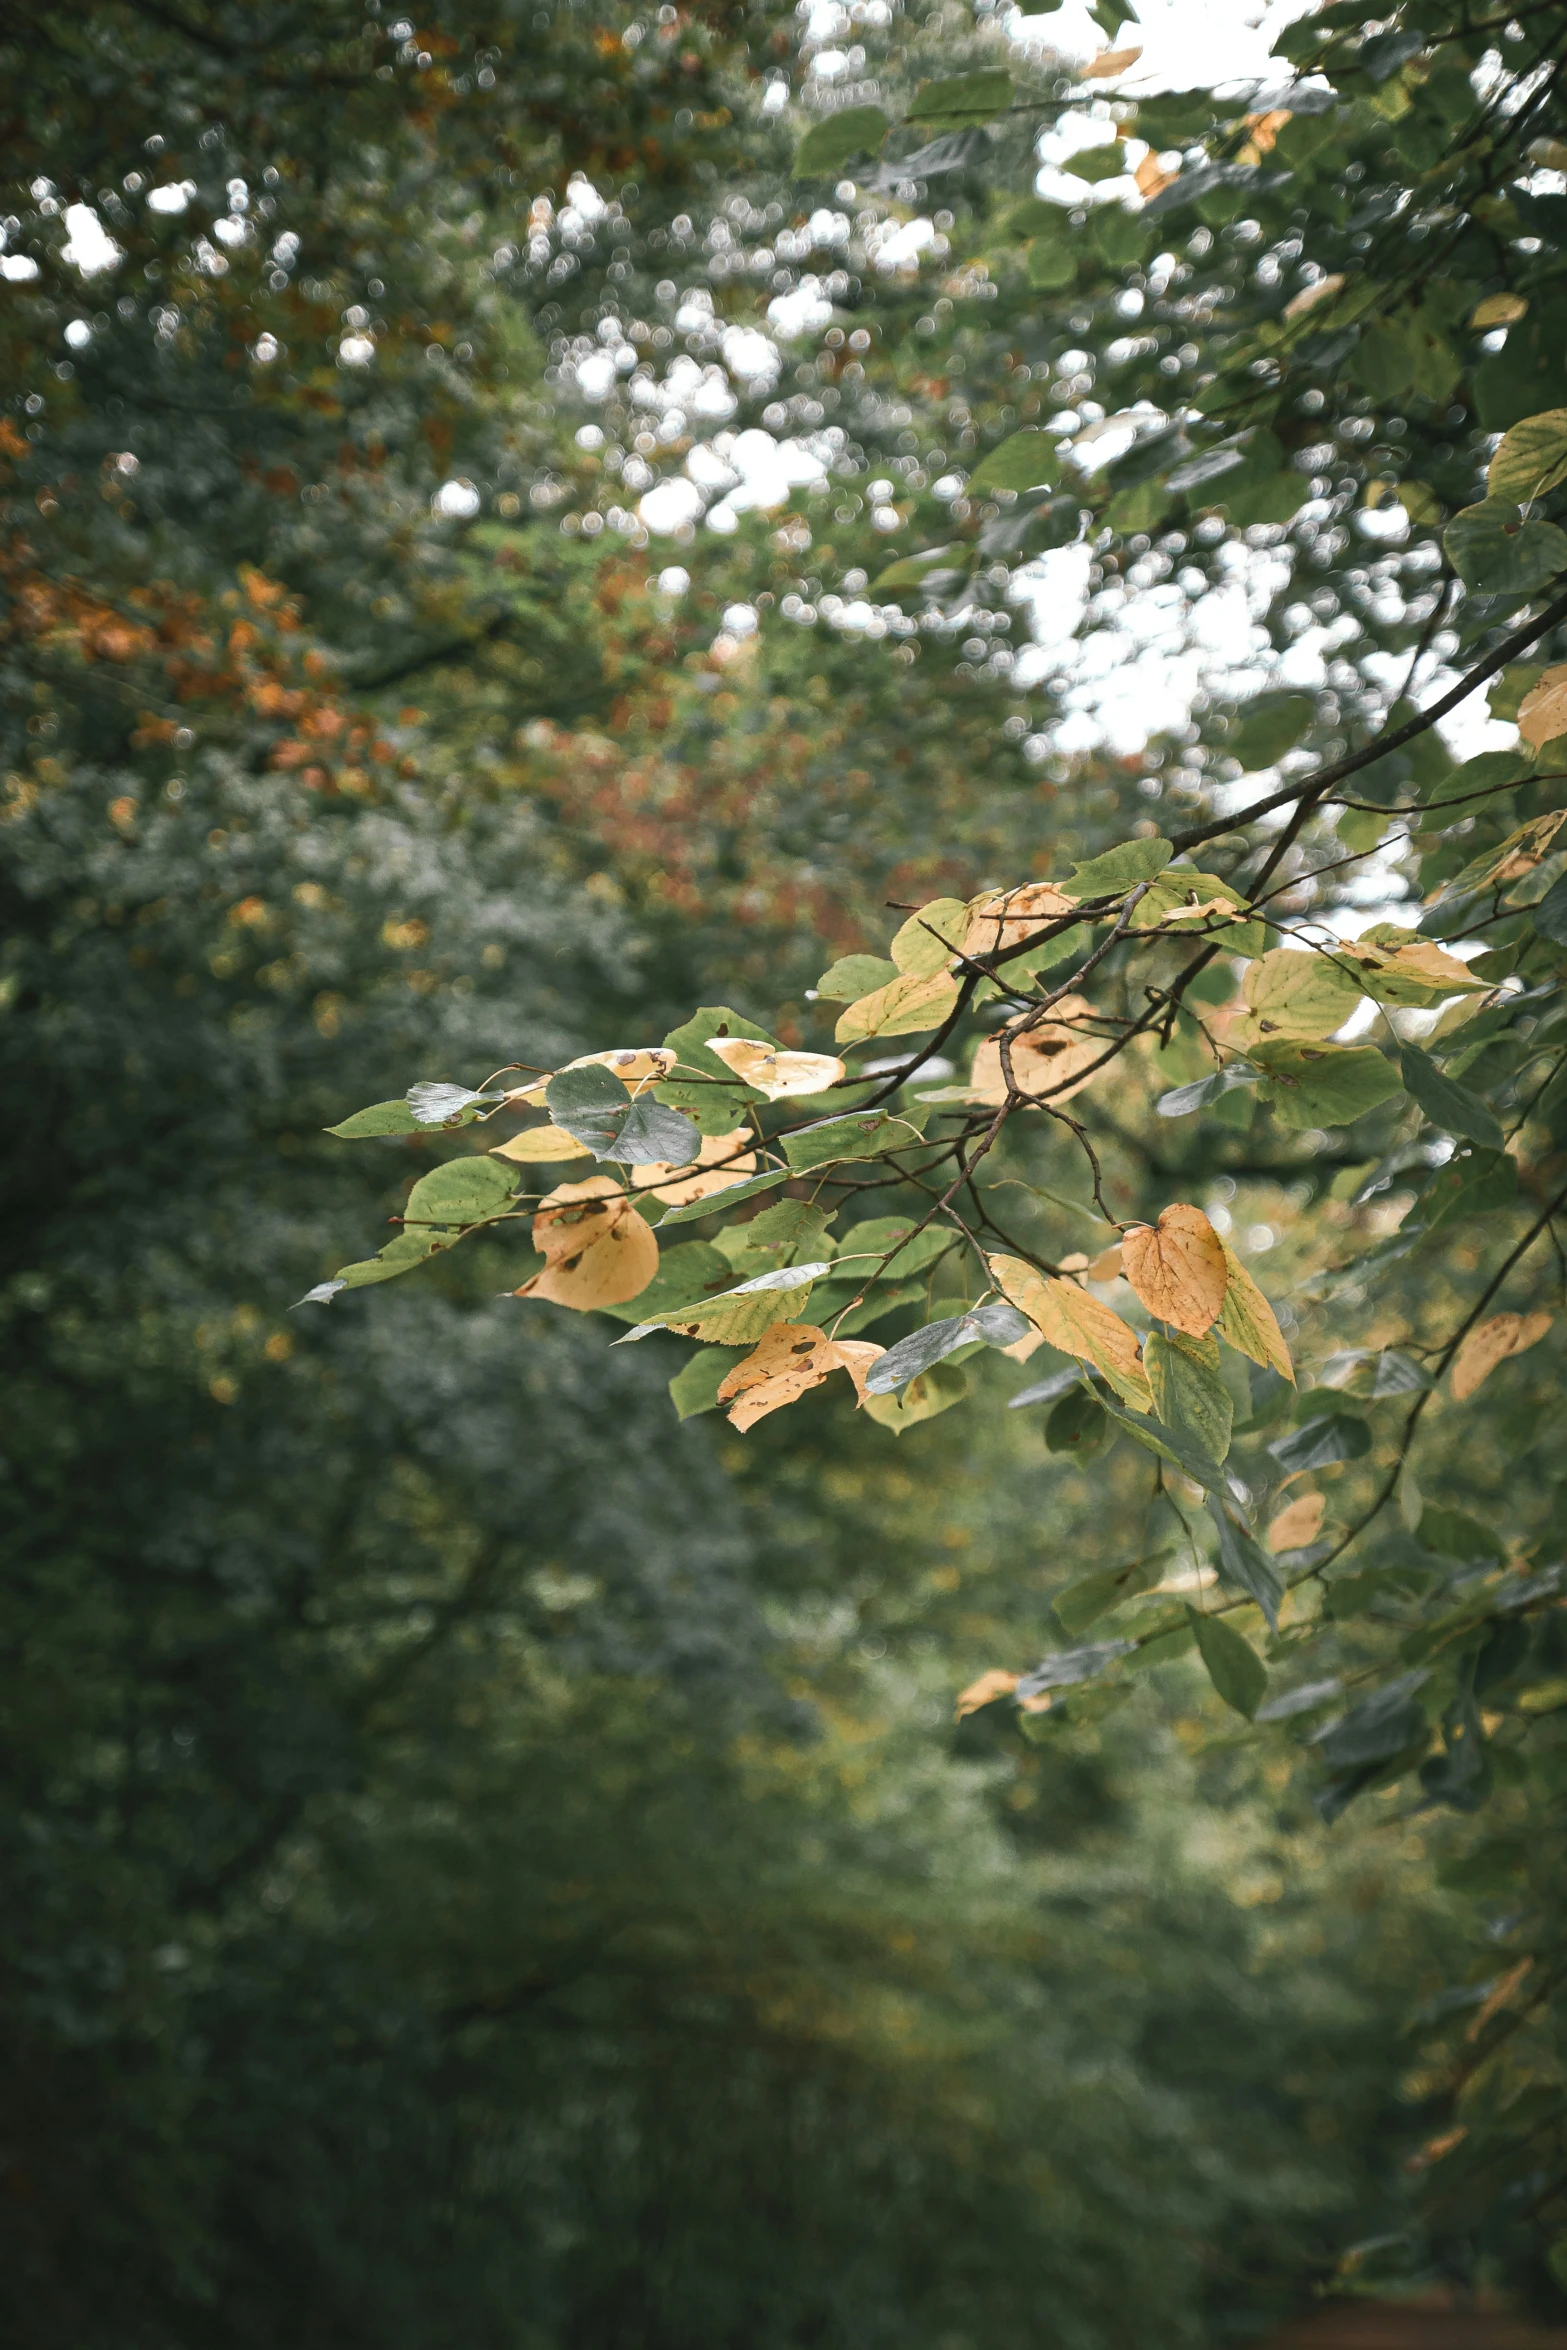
[1518,663,1567,752]
[954,1668,1019,1719]
[1267,1491,1324,1554]
[638,1128,758,1206]
[1134,151,1176,200]
[515,1175,659,1311]
[716,1321,885,1431]
[961,881,1079,961]
[967,996,1104,1106]
[1281,271,1345,321]
[987,1252,1152,1409]
[1121,1205,1228,1338]
[1450,1311,1552,1400]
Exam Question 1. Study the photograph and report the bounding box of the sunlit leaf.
[1065,837,1173,897]
[962,880,1080,960]
[814,953,900,1000]
[1518,663,1567,750]
[490,1122,593,1163]
[327,1098,424,1138]
[706,1038,847,1098]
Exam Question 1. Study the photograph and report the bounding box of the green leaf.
[326,1230,440,1293]
[1188,1608,1268,1719]
[1417,1506,1506,1568]
[1100,1398,1226,1495]
[1253,1042,1402,1129]
[659,1005,773,1134]
[1044,1388,1108,1456]
[655,1165,793,1225]
[1443,500,1567,598]
[864,1302,1032,1394]
[620,1260,832,1345]
[1156,1064,1259,1119]
[862,1357,968,1432]
[403,1154,518,1229]
[668,1345,745,1420]
[1009,195,1066,236]
[1400,1046,1504,1147]
[547,1063,701,1166]
[1054,1553,1166,1636]
[1146,1330,1234,1464]
[1067,837,1172,897]
[831,1217,951,1277]
[783,1107,926,1171]
[327,1098,424,1138]
[1487,408,1567,506]
[1268,1412,1371,1475]
[727,1199,838,1269]
[1228,692,1315,771]
[1071,143,1129,184]
[1419,1146,1517,1234]
[869,543,966,592]
[792,105,890,178]
[906,70,1014,126]
[815,954,900,1000]
[1027,238,1076,290]
[889,898,968,975]
[967,429,1062,496]
[599,1241,734,1325]
[1206,1504,1284,1630]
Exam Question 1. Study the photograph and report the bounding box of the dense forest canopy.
[5,0,1567,2341]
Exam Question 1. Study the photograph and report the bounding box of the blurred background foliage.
[0,1,1538,2343]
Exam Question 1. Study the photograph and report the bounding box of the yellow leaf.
[516,1176,659,1311]
[1121,1204,1228,1338]
[834,968,961,1044]
[1239,106,1291,158]
[1471,291,1528,328]
[889,896,969,977]
[954,1667,1019,1719]
[967,996,1106,1105]
[1267,1491,1324,1553]
[716,1321,885,1431]
[1232,948,1362,1046]
[1335,934,1489,1003]
[1081,42,1141,75]
[504,1045,677,1109]
[1088,1243,1124,1282]
[1213,1236,1294,1381]
[988,1252,1152,1409]
[1450,1311,1552,1400]
[491,1122,593,1163]
[638,1128,758,1206]
[962,880,1079,961]
[1518,663,1567,751]
[706,1037,847,1097]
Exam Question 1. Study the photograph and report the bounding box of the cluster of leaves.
[319,0,1567,2289]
